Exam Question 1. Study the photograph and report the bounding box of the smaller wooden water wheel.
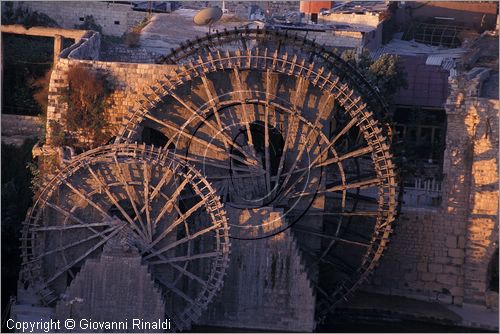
[20,144,231,331]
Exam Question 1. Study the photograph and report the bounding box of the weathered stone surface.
[55,240,166,333]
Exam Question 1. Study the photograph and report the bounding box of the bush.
[65,64,112,149]
[124,30,141,48]
[124,17,150,48]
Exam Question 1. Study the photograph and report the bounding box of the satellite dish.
[193,6,223,26]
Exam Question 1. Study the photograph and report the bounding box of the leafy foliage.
[124,16,150,48]
[65,64,112,149]
[341,49,408,102]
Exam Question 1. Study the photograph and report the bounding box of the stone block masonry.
[363,65,499,312]
[19,1,148,37]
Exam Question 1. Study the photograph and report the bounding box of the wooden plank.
[148,199,206,250]
[232,67,257,155]
[148,251,219,265]
[264,69,272,193]
[293,227,370,248]
[112,156,148,239]
[32,225,118,260]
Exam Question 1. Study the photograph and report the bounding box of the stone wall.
[367,208,467,304]
[99,44,159,64]
[46,58,177,145]
[446,69,499,309]
[319,12,382,27]
[59,30,100,60]
[19,1,148,37]
[364,66,499,311]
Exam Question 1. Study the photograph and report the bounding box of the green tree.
[341,49,408,102]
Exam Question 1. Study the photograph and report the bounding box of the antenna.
[193,6,223,33]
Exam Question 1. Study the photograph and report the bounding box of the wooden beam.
[1,24,86,40]
[53,34,63,65]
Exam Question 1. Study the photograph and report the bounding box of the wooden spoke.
[62,179,114,221]
[45,224,125,284]
[318,146,372,168]
[293,227,370,248]
[155,276,194,305]
[166,262,208,286]
[300,211,379,217]
[143,161,153,241]
[145,224,219,260]
[232,67,257,156]
[147,199,206,250]
[31,222,112,231]
[87,166,149,240]
[152,177,191,226]
[148,251,220,265]
[200,74,230,151]
[113,156,148,238]
[31,225,119,261]
[293,177,380,198]
[264,69,272,193]
[168,84,259,165]
[144,113,255,167]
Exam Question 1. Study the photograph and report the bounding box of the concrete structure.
[16,1,148,37]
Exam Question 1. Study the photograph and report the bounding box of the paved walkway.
[337,291,498,331]
[448,304,499,331]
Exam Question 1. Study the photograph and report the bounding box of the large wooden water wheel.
[115,28,399,321]
[20,144,230,331]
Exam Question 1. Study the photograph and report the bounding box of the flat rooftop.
[329,1,389,14]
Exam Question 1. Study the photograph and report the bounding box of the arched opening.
[140,126,174,149]
[232,120,284,176]
[488,248,499,292]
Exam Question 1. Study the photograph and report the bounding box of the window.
[114,20,120,25]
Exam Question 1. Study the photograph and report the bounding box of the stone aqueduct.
[12,25,499,331]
